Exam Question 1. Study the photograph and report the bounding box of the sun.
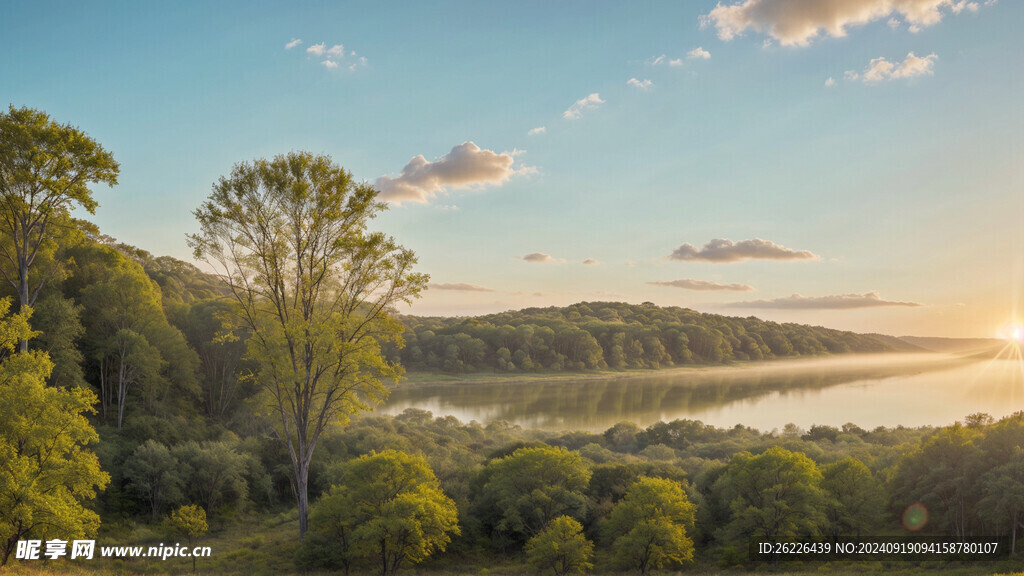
[998,323,1024,344]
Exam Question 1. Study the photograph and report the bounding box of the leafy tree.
[715,446,826,548]
[0,299,109,565]
[189,152,427,536]
[173,440,248,517]
[310,450,459,576]
[476,446,591,544]
[167,504,207,572]
[124,439,183,520]
[891,425,981,540]
[28,293,86,387]
[607,477,696,576]
[979,456,1024,556]
[0,106,119,350]
[821,457,884,540]
[525,516,594,576]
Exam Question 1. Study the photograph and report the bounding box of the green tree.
[0,298,109,565]
[167,504,207,572]
[173,440,248,517]
[189,152,427,536]
[310,450,459,576]
[124,439,183,520]
[821,457,884,540]
[608,477,696,576]
[525,515,594,576]
[0,106,119,350]
[476,446,592,543]
[715,446,826,549]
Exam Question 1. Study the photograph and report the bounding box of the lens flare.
[902,503,928,531]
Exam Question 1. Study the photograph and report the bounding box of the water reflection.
[379,354,1024,432]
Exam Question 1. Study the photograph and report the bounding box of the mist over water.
[379,354,1024,432]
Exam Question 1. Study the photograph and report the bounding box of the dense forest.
[388,302,918,373]
[2,106,1022,576]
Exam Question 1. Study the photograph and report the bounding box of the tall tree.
[0,106,119,350]
[189,152,427,536]
[607,477,696,576]
[0,299,109,565]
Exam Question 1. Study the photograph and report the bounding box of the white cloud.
[888,17,902,28]
[348,52,369,71]
[687,46,712,59]
[306,42,326,56]
[321,60,338,69]
[627,78,654,90]
[726,291,923,309]
[669,58,684,67]
[950,0,979,12]
[648,279,755,292]
[651,54,667,65]
[528,126,547,136]
[824,76,836,87]
[562,93,605,120]
[853,52,937,83]
[428,282,495,292]
[285,38,302,50]
[327,44,345,56]
[523,253,565,263]
[669,238,818,262]
[375,142,526,205]
[703,0,988,47]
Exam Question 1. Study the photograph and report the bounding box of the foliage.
[387,301,915,374]
[476,446,592,544]
[714,446,826,547]
[607,477,696,575]
[189,151,428,535]
[0,299,109,565]
[0,106,118,351]
[525,515,594,576]
[307,450,459,576]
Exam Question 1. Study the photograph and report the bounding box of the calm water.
[378,354,1024,432]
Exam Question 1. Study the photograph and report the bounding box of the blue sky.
[2,0,1021,337]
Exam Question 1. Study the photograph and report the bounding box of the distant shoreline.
[395,351,968,388]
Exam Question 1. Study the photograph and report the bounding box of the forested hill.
[45,242,919,382]
[102,247,919,374]
[387,301,921,374]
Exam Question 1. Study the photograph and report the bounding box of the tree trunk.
[17,261,29,353]
[296,463,309,537]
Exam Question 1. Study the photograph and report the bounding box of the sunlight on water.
[378,354,1024,432]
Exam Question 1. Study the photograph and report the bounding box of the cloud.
[375,142,526,205]
[851,52,937,83]
[824,76,836,87]
[702,0,986,47]
[583,258,599,265]
[669,238,818,263]
[285,38,302,50]
[627,78,654,90]
[428,282,495,292]
[687,46,712,59]
[648,279,755,292]
[669,58,684,66]
[726,291,923,309]
[528,126,546,136]
[321,60,338,69]
[306,42,326,56]
[651,54,667,65]
[523,253,565,263]
[563,93,605,120]
[348,52,369,71]
[327,44,345,56]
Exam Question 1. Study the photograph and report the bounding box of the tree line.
[388,302,916,373]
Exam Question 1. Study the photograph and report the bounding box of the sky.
[2,0,1022,338]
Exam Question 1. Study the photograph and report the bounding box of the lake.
[378,353,1024,432]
